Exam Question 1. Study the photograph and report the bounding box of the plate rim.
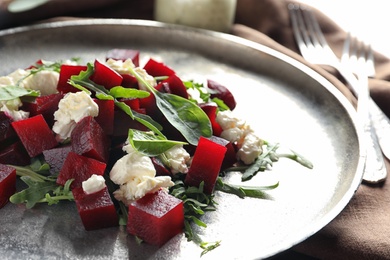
[0,18,365,259]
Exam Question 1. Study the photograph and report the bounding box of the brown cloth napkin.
[2,0,390,259]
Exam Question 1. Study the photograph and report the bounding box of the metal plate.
[0,19,364,259]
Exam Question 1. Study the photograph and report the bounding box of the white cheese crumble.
[52,91,99,141]
[110,143,174,204]
[216,110,263,164]
[23,70,59,96]
[106,58,135,75]
[82,174,106,195]
[0,69,31,121]
[163,145,191,174]
[106,58,157,90]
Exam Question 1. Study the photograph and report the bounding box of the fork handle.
[362,118,388,183]
[337,65,390,162]
[369,100,390,161]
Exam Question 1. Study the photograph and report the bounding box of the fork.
[341,34,387,183]
[288,4,388,183]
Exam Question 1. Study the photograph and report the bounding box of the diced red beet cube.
[72,186,119,231]
[0,141,31,166]
[113,109,148,138]
[94,99,115,136]
[207,79,236,110]
[106,49,140,67]
[143,58,175,77]
[158,74,188,99]
[199,103,223,137]
[121,74,139,89]
[21,93,63,127]
[209,136,237,170]
[0,112,17,148]
[71,116,110,163]
[0,164,16,208]
[152,157,171,177]
[119,98,140,110]
[11,114,58,157]
[57,64,88,94]
[43,145,73,175]
[56,152,106,189]
[127,189,184,246]
[90,59,123,90]
[185,136,227,194]
[26,59,44,70]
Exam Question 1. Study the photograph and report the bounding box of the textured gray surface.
[0,19,364,259]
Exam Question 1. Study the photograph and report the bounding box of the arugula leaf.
[128,129,187,156]
[215,177,279,199]
[10,176,59,208]
[0,86,40,101]
[129,67,212,146]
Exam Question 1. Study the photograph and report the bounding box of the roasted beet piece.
[106,49,140,67]
[127,189,184,246]
[0,164,16,208]
[113,108,148,139]
[56,152,106,189]
[209,136,237,170]
[185,136,227,194]
[90,59,123,90]
[199,103,223,137]
[158,74,188,99]
[0,141,31,166]
[72,186,119,231]
[0,112,17,149]
[152,157,171,177]
[121,74,139,89]
[57,64,87,94]
[43,145,73,175]
[94,99,115,136]
[11,114,58,157]
[71,116,110,163]
[21,93,63,127]
[143,58,175,77]
[207,79,236,110]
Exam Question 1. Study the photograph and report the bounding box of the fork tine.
[288,4,310,56]
[301,7,329,50]
[366,45,375,77]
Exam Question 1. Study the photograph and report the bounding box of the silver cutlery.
[288,3,388,183]
[341,33,387,183]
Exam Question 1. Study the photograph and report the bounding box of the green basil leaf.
[128,129,186,156]
[109,86,150,99]
[154,91,212,146]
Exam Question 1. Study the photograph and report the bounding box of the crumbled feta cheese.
[0,69,31,121]
[113,175,173,203]
[106,58,135,74]
[164,145,191,174]
[52,91,99,141]
[82,174,106,195]
[237,131,263,165]
[133,67,157,90]
[216,110,246,130]
[0,69,29,88]
[216,110,264,165]
[109,151,156,185]
[110,141,174,203]
[0,105,29,121]
[23,70,59,96]
[106,58,156,90]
